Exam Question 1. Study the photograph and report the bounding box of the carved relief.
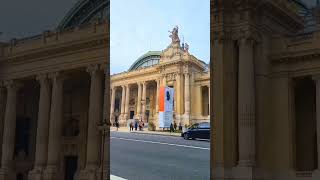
[166,73,176,81]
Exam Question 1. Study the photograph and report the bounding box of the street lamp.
[97,118,111,180]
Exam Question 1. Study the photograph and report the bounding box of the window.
[199,123,210,129]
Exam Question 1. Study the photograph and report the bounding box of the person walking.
[129,121,133,131]
[134,119,138,131]
[115,120,119,131]
[139,120,142,131]
[174,121,177,131]
[170,123,174,133]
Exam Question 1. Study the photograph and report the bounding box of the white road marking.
[111,174,127,180]
[111,137,210,150]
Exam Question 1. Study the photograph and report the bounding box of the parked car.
[181,122,210,140]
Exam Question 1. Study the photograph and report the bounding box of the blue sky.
[111,0,210,75]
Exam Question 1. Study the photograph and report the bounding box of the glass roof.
[57,0,109,31]
[128,51,161,71]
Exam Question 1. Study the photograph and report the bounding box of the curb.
[111,129,182,137]
[130,131,181,137]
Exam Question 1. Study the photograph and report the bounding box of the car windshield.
[190,123,199,129]
[198,122,210,128]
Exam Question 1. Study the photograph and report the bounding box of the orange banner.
[159,87,165,112]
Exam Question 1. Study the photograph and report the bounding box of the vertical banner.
[159,86,174,128]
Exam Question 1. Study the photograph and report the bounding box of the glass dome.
[57,0,109,31]
[128,51,161,71]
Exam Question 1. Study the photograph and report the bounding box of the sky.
[0,0,79,41]
[110,0,210,75]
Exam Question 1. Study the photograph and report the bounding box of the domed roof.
[57,0,109,31]
[128,51,161,71]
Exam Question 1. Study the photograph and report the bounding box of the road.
[111,131,210,180]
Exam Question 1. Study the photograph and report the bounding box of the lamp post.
[97,119,111,180]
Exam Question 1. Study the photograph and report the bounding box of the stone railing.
[2,19,108,56]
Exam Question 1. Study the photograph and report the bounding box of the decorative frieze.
[166,73,176,81]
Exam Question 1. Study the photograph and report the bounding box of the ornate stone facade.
[0,0,109,180]
[211,0,320,179]
[110,30,210,129]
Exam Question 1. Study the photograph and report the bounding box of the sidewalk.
[110,127,181,137]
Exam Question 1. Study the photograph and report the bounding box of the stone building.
[110,28,210,129]
[0,0,109,180]
[211,0,320,179]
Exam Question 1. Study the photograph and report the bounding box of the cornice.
[2,35,108,65]
[271,49,320,64]
[111,66,158,81]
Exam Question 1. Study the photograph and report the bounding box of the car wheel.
[184,133,189,140]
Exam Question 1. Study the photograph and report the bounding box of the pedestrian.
[170,123,174,133]
[129,121,134,131]
[129,121,132,131]
[116,120,119,131]
[142,120,145,131]
[179,122,182,131]
[174,121,177,131]
[139,120,142,131]
[134,120,138,131]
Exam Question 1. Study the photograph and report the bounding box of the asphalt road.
[111,132,210,180]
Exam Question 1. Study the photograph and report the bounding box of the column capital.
[184,72,190,77]
[142,81,148,86]
[36,73,50,84]
[3,80,22,91]
[86,64,103,76]
[99,63,108,72]
[313,74,320,81]
[234,29,261,45]
[48,72,65,81]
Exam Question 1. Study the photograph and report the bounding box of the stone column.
[43,72,64,180]
[81,64,104,179]
[100,63,110,180]
[314,76,320,178]
[183,73,190,125]
[110,87,116,123]
[0,80,20,180]
[136,83,142,119]
[0,85,6,166]
[237,37,256,167]
[124,85,130,120]
[162,76,167,87]
[141,82,147,122]
[155,79,160,113]
[119,86,126,125]
[208,85,210,115]
[176,73,182,124]
[29,74,52,179]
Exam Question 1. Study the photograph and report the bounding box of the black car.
[181,122,210,140]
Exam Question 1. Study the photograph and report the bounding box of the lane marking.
[111,174,127,180]
[111,137,210,150]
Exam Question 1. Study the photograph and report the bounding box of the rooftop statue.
[169,25,180,44]
[184,43,189,53]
